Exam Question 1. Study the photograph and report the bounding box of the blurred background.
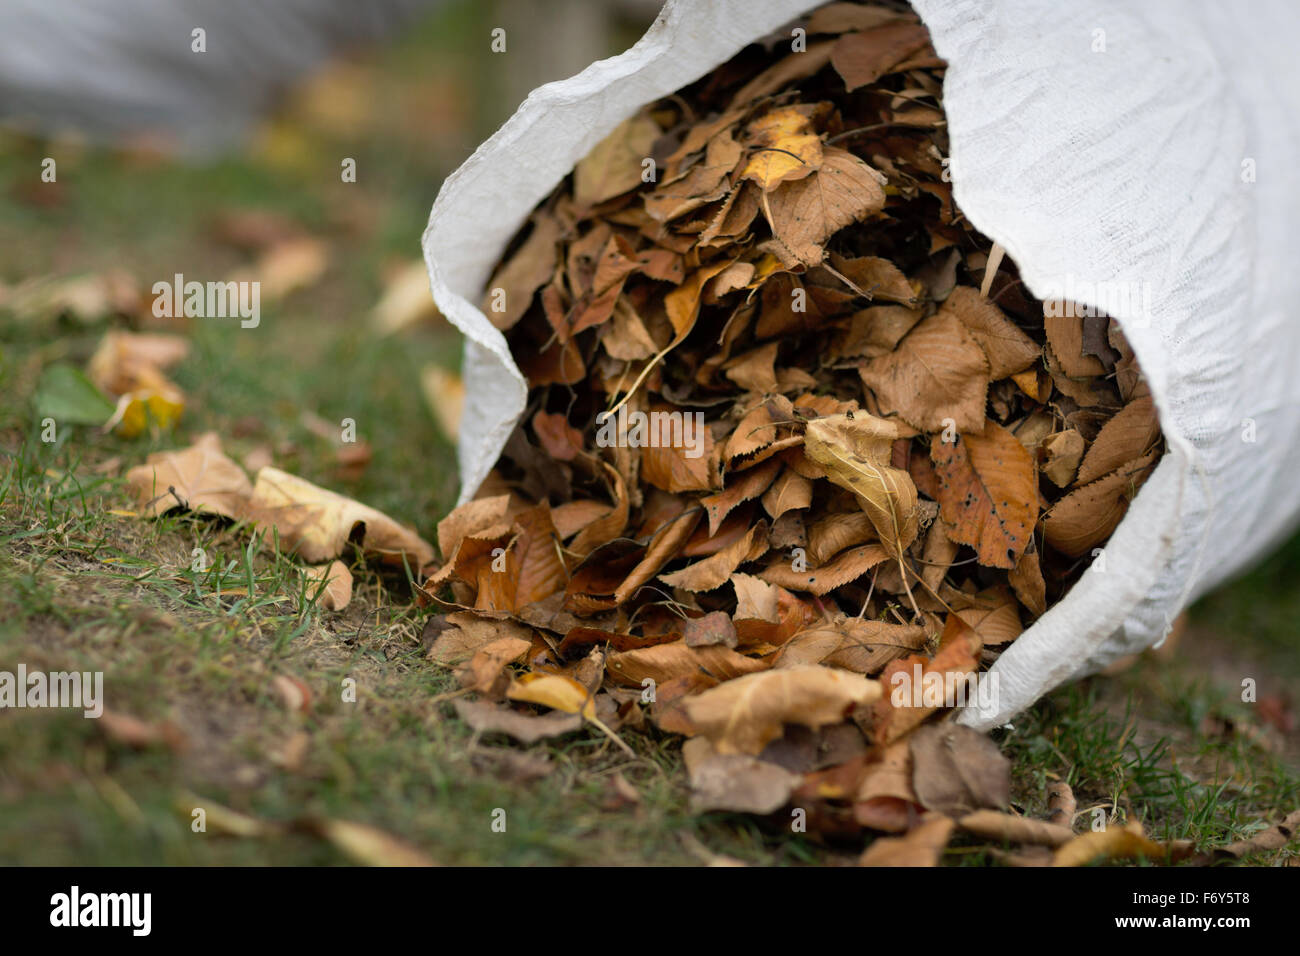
[1,0,665,527]
[0,0,1294,866]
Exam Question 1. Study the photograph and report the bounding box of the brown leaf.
[1053,822,1166,867]
[305,560,352,611]
[246,467,434,567]
[457,636,531,694]
[943,287,1039,381]
[830,23,932,91]
[701,457,781,536]
[574,114,661,207]
[126,433,252,518]
[1216,809,1300,859]
[825,254,917,305]
[909,723,1010,815]
[660,521,769,592]
[614,506,702,605]
[606,641,769,687]
[474,503,567,613]
[646,128,743,222]
[684,738,800,814]
[570,463,629,557]
[372,260,441,334]
[859,309,990,433]
[640,412,716,493]
[1041,428,1085,487]
[1043,450,1158,557]
[228,237,328,300]
[859,813,953,866]
[1044,314,1107,378]
[673,664,881,754]
[437,496,511,561]
[314,819,437,867]
[551,499,611,540]
[833,304,923,360]
[420,365,464,441]
[954,590,1024,647]
[763,147,887,267]
[98,710,186,751]
[532,411,584,462]
[930,421,1037,569]
[732,572,781,623]
[1074,394,1161,486]
[426,614,534,667]
[87,331,189,396]
[807,510,876,565]
[761,467,813,520]
[1046,780,1077,828]
[730,41,836,105]
[759,542,891,595]
[775,618,928,674]
[1007,547,1047,617]
[683,610,739,648]
[872,615,979,744]
[957,810,1075,847]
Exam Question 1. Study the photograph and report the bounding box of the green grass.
[0,0,1296,867]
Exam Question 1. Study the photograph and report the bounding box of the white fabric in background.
[422,0,1300,728]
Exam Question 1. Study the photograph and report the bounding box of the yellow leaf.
[109,387,185,438]
[507,672,597,720]
[803,412,918,557]
[740,107,823,190]
[1053,822,1166,867]
[315,819,437,867]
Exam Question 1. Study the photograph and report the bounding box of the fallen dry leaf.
[763,147,887,267]
[804,411,918,557]
[305,560,352,611]
[859,813,953,866]
[673,664,881,755]
[126,432,252,518]
[313,819,437,867]
[957,809,1076,848]
[909,723,1010,815]
[453,698,583,744]
[684,737,800,814]
[1053,822,1166,867]
[930,420,1037,569]
[246,466,434,567]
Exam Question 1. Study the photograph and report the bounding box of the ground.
[0,3,1296,866]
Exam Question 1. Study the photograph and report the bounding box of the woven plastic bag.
[421,0,1300,729]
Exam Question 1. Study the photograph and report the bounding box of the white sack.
[422,0,1300,729]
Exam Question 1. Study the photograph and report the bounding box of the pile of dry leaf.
[424,1,1168,863]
